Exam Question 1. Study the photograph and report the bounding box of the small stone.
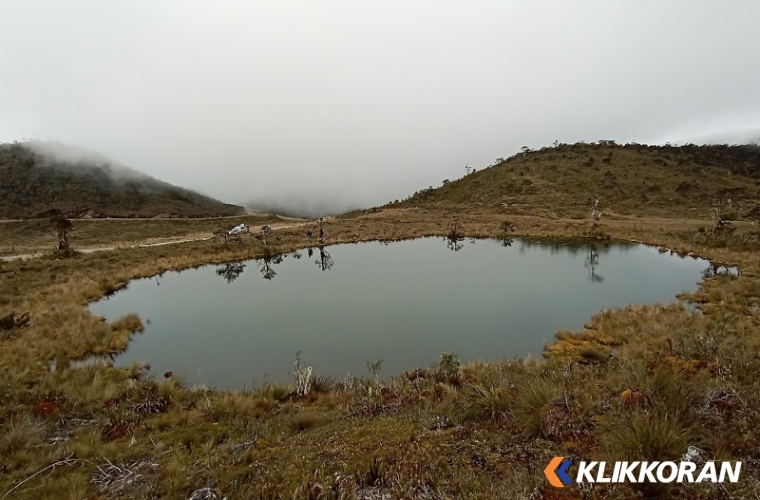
[189,487,220,500]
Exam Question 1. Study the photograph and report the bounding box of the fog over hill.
[1,2,759,215]
[0,141,245,219]
[245,197,363,219]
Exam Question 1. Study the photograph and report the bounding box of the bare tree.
[318,218,327,244]
[213,228,240,245]
[588,199,602,236]
[50,213,73,251]
[260,225,273,245]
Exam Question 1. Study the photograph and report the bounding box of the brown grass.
[0,213,287,256]
[2,193,760,497]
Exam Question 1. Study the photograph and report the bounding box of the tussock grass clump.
[512,382,565,438]
[603,413,692,462]
[577,345,611,363]
[0,416,46,456]
[287,412,329,433]
[310,374,337,394]
[460,384,512,423]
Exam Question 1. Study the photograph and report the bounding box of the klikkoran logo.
[544,456,742,487]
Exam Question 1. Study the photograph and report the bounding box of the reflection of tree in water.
[501,237,514,247]
[702,262,738,279]
[516,237,623,257]
[215,262,246,283]
[258,254,284,280]
[444,223,465,252]
[315,246,334,271]
[584,244,604,283]
[307,247,314,258]
[446,237,464,252]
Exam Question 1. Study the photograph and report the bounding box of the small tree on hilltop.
[50,213,73,251]
[260,225,273,245]
[710,198,737,235]
[318,218,327,244]
[588,199,602,236]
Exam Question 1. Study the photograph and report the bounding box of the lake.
[90,237,711,388]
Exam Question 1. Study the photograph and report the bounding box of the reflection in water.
[315,246,334,271]
[445,236,464,252]
[501,237,514,248]
[307,247,314,258]
[215,262,246,283]
[585,245,604,283]
[444,223,465,252]
[517,238,628,257]
[702,262,740,279]
[258,255,284,281]
[92,237,712,388]
[518,239,617,282]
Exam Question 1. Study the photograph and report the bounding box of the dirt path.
[1,221,309,262]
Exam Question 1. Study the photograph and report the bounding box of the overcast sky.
[1,1,759,212]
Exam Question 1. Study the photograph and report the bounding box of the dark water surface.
[90,238,710,388]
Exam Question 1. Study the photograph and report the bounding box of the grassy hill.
[392,142,760,219]
[0,141,245,219]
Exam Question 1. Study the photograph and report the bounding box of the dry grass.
[0,213,286,256]
[2,188,760,497]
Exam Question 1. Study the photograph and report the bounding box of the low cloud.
[23,140,147,182]
[245,195,362,219]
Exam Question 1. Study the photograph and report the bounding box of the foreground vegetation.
[1,205,759,499]
[3,143,760,498]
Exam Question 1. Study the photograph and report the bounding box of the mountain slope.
[0,142,245,219]
[393,142,760,218]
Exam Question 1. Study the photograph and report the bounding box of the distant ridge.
[0,141,245,219]
[390,142,760,218]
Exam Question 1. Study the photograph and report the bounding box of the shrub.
[432,352,461,386]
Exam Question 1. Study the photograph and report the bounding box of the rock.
[189,487,222,500]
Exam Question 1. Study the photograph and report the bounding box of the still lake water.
[90,237,710,388]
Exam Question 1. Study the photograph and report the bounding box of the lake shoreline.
[2,208,759,498]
